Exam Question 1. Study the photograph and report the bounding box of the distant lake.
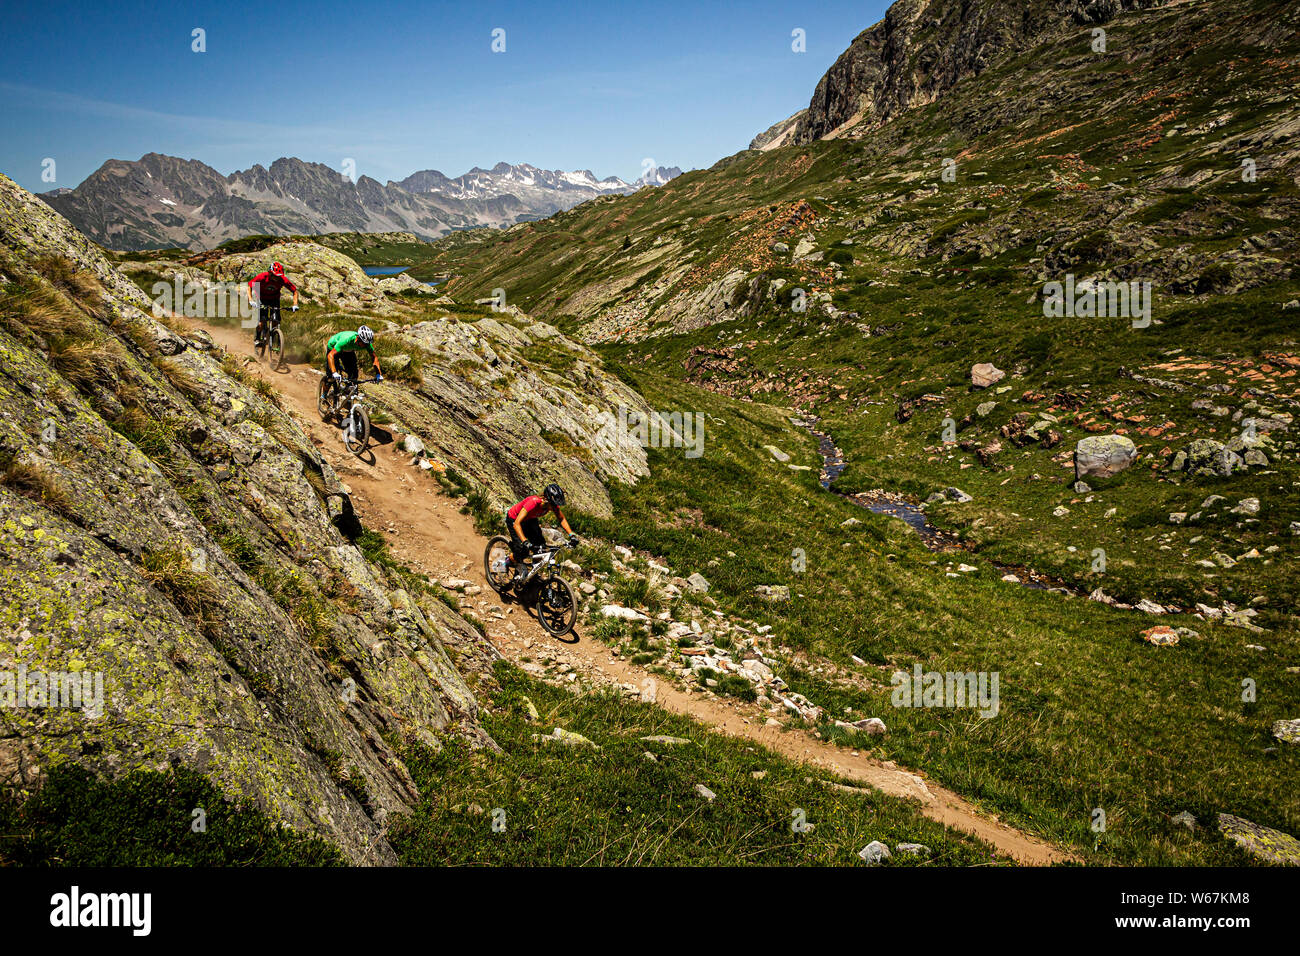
[364,265,441,287]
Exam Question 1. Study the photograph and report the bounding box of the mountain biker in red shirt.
[247,262,300,346]
[506,483,577,587]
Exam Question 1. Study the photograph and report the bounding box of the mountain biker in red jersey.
[247,262,299,346]
[506,483,577,587]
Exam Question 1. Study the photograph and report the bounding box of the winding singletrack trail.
[189,317,1074,865]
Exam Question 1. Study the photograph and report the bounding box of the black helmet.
[543,483,565,507]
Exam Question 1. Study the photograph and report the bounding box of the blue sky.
[0,0,887,193]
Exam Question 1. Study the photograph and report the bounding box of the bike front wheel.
[536,576,576,636]
[268,326,284,370]
[345,404,370,455]
[316,378,334,421]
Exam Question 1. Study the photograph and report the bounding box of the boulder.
[535,727,599,749]
[1074,435,1137,480]
[1183,439,1244,478]
[1217,813,1300,866]
[971,363,1005,388]
[1140,625,1179,646]
[858,841,892,865]
[925,487,972,504]
[1272,719,1300,744]
[600,605,649,622]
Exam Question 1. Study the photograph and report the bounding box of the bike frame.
[516,543,568,587]
[257,305,282,338]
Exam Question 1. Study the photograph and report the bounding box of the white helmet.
[357,325,374,345]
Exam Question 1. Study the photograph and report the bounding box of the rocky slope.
[42,155,681,253]
[0,173,505,863]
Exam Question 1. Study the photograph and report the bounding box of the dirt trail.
[190,318,1072,865]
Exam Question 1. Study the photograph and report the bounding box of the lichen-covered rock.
[1182,438,1245,478]
[210,241,399,315]
[1074,435,1137,480]
[374,312,655,516]
[1217,813,1300,866]
[0,174,499,863]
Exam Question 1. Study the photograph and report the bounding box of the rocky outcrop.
[1174,438,1246,479]
[209,241,400,314]
[0,173,498,863]
[788,0,1163,145]
[376,308,655,516]
[749,110,807,151]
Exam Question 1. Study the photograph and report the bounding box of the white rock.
[858,841,892,865]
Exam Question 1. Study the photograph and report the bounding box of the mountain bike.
[484,537,577,637]
[317,375,375,456]
[254,305,287,370]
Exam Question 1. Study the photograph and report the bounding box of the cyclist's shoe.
[511,562,530,587]
[568,534,579,548]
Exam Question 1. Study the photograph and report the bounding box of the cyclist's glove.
[374,373,384,382]
[332,372,342,382]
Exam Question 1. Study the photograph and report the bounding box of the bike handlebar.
[531,540,576,554]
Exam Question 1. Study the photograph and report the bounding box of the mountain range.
[40,154,682,252]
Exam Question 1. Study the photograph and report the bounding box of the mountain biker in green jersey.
[323,325,383,407]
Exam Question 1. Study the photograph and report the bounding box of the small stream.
[792,415,1075,594]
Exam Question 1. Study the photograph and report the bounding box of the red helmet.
[270,262,285,276]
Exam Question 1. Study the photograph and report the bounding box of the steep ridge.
[791,0,1163,144]
[0,174,501,863]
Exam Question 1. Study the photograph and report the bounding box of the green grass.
[567,370,1294,865]
[389,661,1001,866]
[0,765,344,866]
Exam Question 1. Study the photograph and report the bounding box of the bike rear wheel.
[345,404,370,455]
[484,536,514,593]
[536,576,576,636]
